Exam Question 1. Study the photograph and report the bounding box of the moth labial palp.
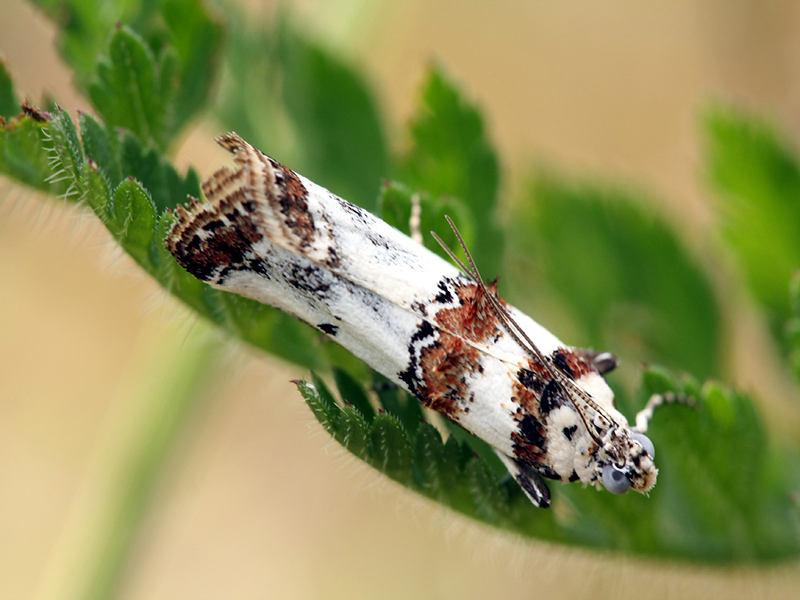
[165,132,660,508]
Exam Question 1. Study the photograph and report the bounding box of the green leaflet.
[33,0,221,150]
[377,180,475,266]
[0,61,17,120]
[297,367,800,562]
[89,27,167,149]
[216,16,387,212]
[399,66,503,277]
[160,0,222,138]
[0,104,64,195]
[706,108,800,342]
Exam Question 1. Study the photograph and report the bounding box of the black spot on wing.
[251,258,273,279]
[539,380,565,416]
[318,323,338,336]
[397,320,436,396]
[434,280,453,304]
[201,219,226,232]
[562,425,578,441]
[325,246,341,269]
[411,319,434,343]
[287,264,330,295]
[552,351,575,380]
[518,413,547,453]
[518,367,546,394]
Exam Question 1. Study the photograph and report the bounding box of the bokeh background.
[3,0,800,598]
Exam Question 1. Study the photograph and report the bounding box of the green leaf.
[81,158,113,219]
[79,111,122,187]
[0,61,17,120]
[372,372,423,435]
[400,66,502,276]
[413,421,447,496]
[109,178,158,269]
[30,0,139,85]
[296,367,800,563]
[276,20,387,210]
[334,368,376,424]
[34,0,221,148]
[466,456,509,524]
[0,114,65,194]
[216,17,388,212]
[89,26,166,149]
[789,273,800,383]
[507,174,722,381]
[370,413,413,485]
[118,131,200,213]
[160,0,223,136]
[304,374,340,433]
[377,180,475,263]
[214,16,285,157]
[47,108,86,201]
[706,107,800,338]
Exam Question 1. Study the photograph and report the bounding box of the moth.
[166,133,661,508]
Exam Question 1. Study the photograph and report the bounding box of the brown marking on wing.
[167,190,264,281]
[414,331,482,419]
[513,358,551,412]
[217,132,315,251]
[507,357,552,467]
[553,348,595,380]
[166,133,317,278]
[510,409,548,467]
[434,280,503,344]
[271,159,315,250]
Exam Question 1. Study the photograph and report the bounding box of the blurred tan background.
[3,0,800,598]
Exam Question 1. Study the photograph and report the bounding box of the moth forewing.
[434,217,658,498]
[166,133,658,508]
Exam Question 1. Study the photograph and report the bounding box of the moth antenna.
[435,217,551,368]
[430,230,474,279]
[436,216,615,445]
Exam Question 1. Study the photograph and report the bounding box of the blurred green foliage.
[707,108,800,345]
[216,15,386,211]
[2,0,800,571]
[398,67,503,276]
[507,175,721,382]
[0,62,17,120]
[32,0,221,141]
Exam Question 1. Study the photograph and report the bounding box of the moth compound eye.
[602,464,632,495]
[632,432,655,458]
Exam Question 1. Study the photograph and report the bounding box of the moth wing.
[494,449,551,508]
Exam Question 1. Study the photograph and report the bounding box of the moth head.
[600,431,658,495]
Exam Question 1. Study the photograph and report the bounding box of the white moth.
[166,133,659,508]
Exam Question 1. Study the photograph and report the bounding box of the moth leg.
[575,349,618,375]
[633,392,694,433]
[494,450,551,508]
[409,193,423,245]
